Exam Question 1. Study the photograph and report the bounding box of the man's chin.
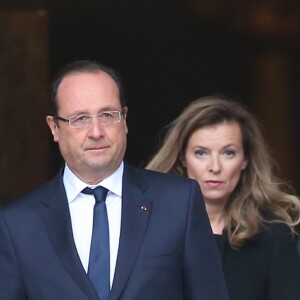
[85,157,119,172]
[86,161,110,172]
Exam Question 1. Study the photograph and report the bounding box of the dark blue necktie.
[82,186,110,300]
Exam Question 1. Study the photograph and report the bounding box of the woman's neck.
[205,200,226,235]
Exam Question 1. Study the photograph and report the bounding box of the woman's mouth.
[205,180,224,187]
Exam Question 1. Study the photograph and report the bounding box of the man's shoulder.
[1,170,63,212]
[124,163,196,187]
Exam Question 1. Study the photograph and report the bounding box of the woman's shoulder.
[260,212,294,237]
[229,216,295,250]
[220,220,296,258]
[254,215,297,249]
[221,217,300,300]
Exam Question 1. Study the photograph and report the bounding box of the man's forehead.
[58,71,119,97]
[56,71,121,110]
[60,70,116,86]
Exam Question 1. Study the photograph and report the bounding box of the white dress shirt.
[63,162,123,287]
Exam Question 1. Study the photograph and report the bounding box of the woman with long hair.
[147,96,300,300]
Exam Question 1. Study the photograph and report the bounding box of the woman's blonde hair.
[147,96,300,247]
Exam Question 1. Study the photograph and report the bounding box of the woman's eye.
[195,150,206,157]
[224,150,235,157]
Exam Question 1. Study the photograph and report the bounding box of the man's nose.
[87,117,105,138]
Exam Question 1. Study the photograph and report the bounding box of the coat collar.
[109,163,152,300]
[41,163,153,300]
[40,170,99,300]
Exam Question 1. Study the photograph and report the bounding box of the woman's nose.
[209,156,221,173]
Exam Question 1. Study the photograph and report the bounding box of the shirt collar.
[63,162,124,204]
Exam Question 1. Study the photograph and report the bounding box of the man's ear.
[46,116,59,142]
[123,106,128,134]
[123,106,128,117]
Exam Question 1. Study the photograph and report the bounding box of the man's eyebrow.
[68,107,121,116]
[99,106,122,111]
[68,110,90,116]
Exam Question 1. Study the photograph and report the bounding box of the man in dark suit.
[0,60,228,299]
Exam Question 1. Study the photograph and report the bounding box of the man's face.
[46,71,128,184]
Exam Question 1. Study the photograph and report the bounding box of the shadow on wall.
[0,10,51,204]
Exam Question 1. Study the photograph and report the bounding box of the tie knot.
[82,186,108,203]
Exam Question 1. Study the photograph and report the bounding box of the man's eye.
[101,112,114,118]
[75,115,89,122]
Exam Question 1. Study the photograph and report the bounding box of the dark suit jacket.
[0,163,228,300]
[215,221,300,300]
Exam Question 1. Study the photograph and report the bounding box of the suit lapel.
[40,172,99,300]
[110,164,152,300]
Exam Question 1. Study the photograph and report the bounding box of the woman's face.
[183,121,248,205]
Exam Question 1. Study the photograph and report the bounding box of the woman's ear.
[180,153,186,167]
[241,159,248,170]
